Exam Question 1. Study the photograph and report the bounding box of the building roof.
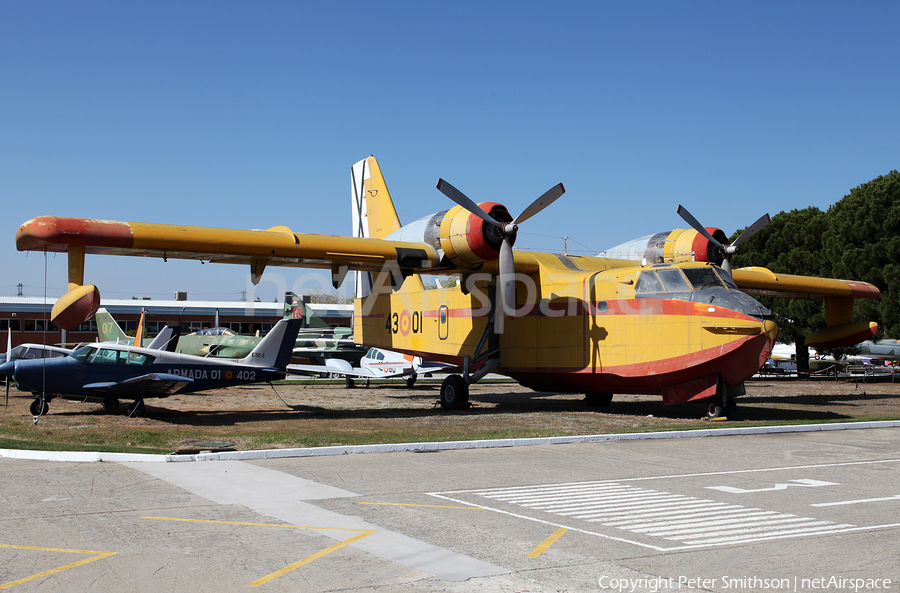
[0,297,352,319]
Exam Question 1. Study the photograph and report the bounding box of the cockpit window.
[71,345,97,363]
[657,269,692,292]
[715,267,739,289]
[635,271,664,294]
[683,267,725,290]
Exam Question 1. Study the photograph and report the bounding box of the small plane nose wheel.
[30,398,49,416]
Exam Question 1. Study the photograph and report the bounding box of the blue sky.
[2,1,898,302]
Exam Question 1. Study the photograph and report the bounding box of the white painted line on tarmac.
[123,460,507,582]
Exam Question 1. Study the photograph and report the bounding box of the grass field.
[2,377,898,455]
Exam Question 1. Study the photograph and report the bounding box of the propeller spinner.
[436,179,565,319]
[676,205,771,273]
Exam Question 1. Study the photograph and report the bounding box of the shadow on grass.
[39,384,867,427]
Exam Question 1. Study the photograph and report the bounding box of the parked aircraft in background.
[15,156,881,418]
[289,346,447,388]
[0,319,303,417]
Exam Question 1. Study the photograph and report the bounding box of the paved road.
[1,428,898,592]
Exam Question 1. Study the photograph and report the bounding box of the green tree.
[731,207,830,370]
[821,170,900,338]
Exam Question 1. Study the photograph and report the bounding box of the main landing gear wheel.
[707,400,737,420]
[707,402,725,419]
[102,398,120,413]
[30,399,49,416]
[440,375,469,410]
[584,393,613,407]
[406,374,417,389]
[345,376,355,388]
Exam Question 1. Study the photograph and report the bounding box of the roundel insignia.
[225,370,234,380]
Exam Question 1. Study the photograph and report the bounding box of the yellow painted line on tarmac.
[358,502,483,509]
[0,544,116,590]
[527,528,569,559]
[246,530,377,587]
[142,517,378,587]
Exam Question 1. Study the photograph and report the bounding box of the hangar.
[0,295,352,350]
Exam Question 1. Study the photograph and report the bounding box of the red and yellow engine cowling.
[438,202,514,269]
[602,227,731,265]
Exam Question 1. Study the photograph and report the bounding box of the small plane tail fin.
[146,325,182,352]
[240,318,303,369]
[95,308,134,345]
[352,156,402,299]
[283,293,331,328]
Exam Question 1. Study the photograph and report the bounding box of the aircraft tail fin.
[352,156,403,299]
[95,308,134,345]
[240,318,303,369]
[147,325,182,352]
[283,293,331,328]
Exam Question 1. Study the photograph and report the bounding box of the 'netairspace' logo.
[598,576,893,592]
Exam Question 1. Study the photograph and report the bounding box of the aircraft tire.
[707,402,725,419]
[345,376,355,388]
[440,375,468,410]
[584,392,613,407]
[406,374,417,389]
[30,399,49,416]
[103,398,120,413]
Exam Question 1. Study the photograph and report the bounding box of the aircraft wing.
[732,267,882,348]
[83,373,192,396]
[732,267,880,300]
[17,216,442,277]
[287,358,417,379]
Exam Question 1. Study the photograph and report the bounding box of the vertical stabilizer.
[95,308,134,345]
[283,292,331,328]
[241,318,303,369]
[352,156,404,299]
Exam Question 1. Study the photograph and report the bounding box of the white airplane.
[289,347,446,388]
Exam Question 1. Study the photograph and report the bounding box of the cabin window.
[92,349,125,364]
[657,269,692,292]
[683,267,725,290]
[127,352,155,366]
[635,271,664,294]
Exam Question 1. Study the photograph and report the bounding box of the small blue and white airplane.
[0,318,303,417]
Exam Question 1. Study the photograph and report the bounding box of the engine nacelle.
[599,227,731,266]
[383,202,515,269]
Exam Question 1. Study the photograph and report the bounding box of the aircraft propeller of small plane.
[14,156,881,418]
[0,318,303,417]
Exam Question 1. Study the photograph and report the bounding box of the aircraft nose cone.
[0,360,15,378]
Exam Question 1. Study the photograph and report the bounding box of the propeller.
[436,179,565,320]
[676,205,771,274]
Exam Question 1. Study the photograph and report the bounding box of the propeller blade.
[677,205,726,250]
[436,179,500,228]
[730,213,771,247]
[499,238,516,317]
[513,183,566,226]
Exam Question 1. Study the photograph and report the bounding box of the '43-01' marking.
[385,310,423,336]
